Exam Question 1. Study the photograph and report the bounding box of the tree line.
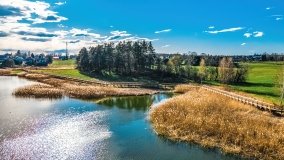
[76,41,248,83]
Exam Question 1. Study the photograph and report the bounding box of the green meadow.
[38,60,284,104]
[229,62,283,105]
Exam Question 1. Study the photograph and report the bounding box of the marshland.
[0,76,240,159]
[151,85,284,159]
[2,49,284,159]
[1,0,284,158]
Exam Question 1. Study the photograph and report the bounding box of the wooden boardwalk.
[202,85,284,116]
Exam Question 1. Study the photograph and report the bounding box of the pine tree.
[77,47,89,71]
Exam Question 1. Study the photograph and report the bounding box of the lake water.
[0,76,239,160]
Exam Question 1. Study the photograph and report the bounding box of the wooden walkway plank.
[202,85,284,116]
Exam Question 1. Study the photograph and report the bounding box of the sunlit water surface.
[0,76,239,160]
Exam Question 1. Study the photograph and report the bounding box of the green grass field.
[48,59,76,69]
[37,60,284,104]
[34,59,94,80]
[37,69,93,80]
[229,62,283,104]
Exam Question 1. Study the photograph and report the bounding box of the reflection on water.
[1,112,111,159]
[0,76,239,160]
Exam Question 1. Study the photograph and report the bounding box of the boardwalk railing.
[22,69,175,90]
[202,85,284,116]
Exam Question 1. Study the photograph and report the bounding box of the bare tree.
[218,57,234,84]
[198,58,206,84]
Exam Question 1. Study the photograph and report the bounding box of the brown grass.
[150,88,284,160]
[174,84,199,93]
[13,84,64,98]
[24,74,50,80]
[13,74,158,99]
[63,83,157,99]
[40,78,67,87]
[0,69,11,75]
[17,72,27,77]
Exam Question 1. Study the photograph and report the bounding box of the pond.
[0,76,239,160]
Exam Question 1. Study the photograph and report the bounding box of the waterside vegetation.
[150,86,284,160]
[13,73,158,99]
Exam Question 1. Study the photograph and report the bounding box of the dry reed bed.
[24,73,50,80]
[40,78,67,87]
[62,83,157,99]
[0,69,11,76]
[13,74,158,99]
[13,84,64,98]
[174,84,200,93]
[150,88,284,160]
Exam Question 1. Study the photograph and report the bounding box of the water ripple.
[0,111,112,160]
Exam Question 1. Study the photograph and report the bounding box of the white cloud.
[119,37,159,42]
[161,45,170,48]
[266,7,271,10]
[155,29,172,34]
[208,26,215,29]
[0,0,68,24]
[272,15,284,21]
[0,1,154,53]
[244,33,252,38]
[58,24,67,28]
[241,43,246,46]
[205,27,244,34]
[105,30,132,41]
[55,1,66,6]
[253,31,264,37]
[110,30,131,37]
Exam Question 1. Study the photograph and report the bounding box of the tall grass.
[0,69,11,75]
[174,84,199,93]
[24,74,50,80]
[13,74,158,99]
[63,83,157,99]
[13,84,64,98]
[150,88,284,159]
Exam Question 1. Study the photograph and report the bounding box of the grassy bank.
[150,86,284,159]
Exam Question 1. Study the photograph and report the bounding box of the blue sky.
[0,0,284,54]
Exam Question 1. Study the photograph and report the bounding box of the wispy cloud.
[161,44,170,48]
[208,26,215,29]
[266,7,271,10]
[253,31,264,37]
[244,33,252,38]
[205,27,244,34]
[241,43,246,46]
[55,1,66,6]
[155,29,172,34]
[244,31,264,38]
[272,15,283,21]
[58,24,67,28]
